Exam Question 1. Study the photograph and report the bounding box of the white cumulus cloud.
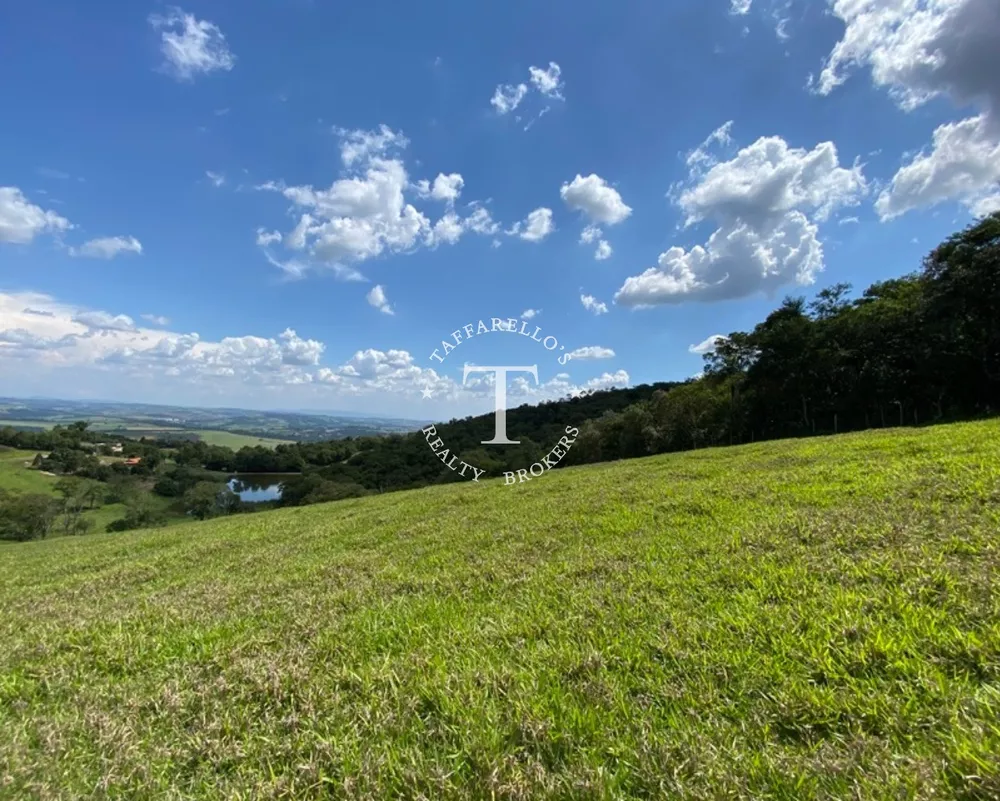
[417,173,465,204]
[585,370,630,391]
[971,193,1000,218]
[0,291,631,409]
[491,83,528,115]
[616,127,868,306]
[491,61,565,119]
[428,213,464,247]
[678,136,867,227]
[580,294,609,315]
[561,174,632,225]
[149,8,235,81]
[529,62,564,99]
[367,284,394,315]
[465,205,501,237]
[278,328,324,366]
[73,311,138,332]
[336,124,408,167]
[509,207,554,242]
[875,115,1000,219]
[70,236,143,259]
[256,228,282,247]
[689,334,725,355]
[257,127,501,277]
[0,186,71,244]
[815,0,1000,217]
[686,121,734,171]
[0,328,77,351]
[567,346,615,360]
[259,145,429,272]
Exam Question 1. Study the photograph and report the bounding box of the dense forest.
[2,212,998,533]
[673,210,1000,445]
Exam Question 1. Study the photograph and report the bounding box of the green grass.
[188,429,295,449]
[78,496,185,534]
[0,449,56,494]
[1,421,999,799]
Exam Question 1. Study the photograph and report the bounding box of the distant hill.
[285,380,684,494]
[0,397,422,443]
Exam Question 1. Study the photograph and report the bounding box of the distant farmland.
[0,419,54,430]
[185,430,295,449]
[0,419,295,449]
[85,428,294,449]
[0,399,422,446]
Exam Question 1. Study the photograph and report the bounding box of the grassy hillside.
[0,449,56,494]
[1,422,999,799]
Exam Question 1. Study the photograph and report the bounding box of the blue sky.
[1,0,997,418]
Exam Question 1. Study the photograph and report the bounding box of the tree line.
[573,210,1000,457]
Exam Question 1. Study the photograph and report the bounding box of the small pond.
[227,474,289,503]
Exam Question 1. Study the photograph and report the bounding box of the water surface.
[228,474,287,502]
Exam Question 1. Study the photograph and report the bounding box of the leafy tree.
[65,516,94,537]
[618,403,656,458]
[55,477,86,510]
[104,477,138,504]
[183,482,239,520]
[0,491,60,541]
[81,481,105,510]
[107,494,163,532]
[921,212,1000,412]
[279,474,368,506]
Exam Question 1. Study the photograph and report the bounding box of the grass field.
[0,449,56,494]
[1,421,999,799]
[188,429,294,449]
